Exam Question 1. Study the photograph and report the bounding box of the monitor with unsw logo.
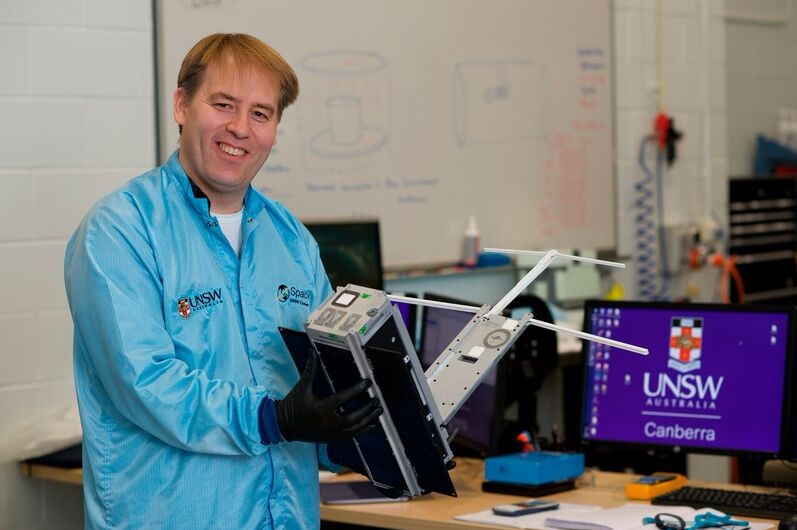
[578,300,796,459]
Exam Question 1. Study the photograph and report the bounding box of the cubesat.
[279,249,647,498]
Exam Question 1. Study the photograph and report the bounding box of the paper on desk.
[454,502,601,529]
[544,503,775,530]
[544,503,692,530]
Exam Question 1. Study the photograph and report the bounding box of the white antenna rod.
[527,318,649,355]
[386,294,481,313]
[489,249,560,315]
[484,247,626,269]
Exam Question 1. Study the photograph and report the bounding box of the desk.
[20,458,779,530]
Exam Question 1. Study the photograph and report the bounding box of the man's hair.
[176,33,299,133]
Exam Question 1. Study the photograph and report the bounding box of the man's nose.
[226,110,249,138]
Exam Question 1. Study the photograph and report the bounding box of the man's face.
[173,58,280,213]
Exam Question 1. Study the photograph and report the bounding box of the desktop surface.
[580,300,795,458]
[322,463,790,529]
[22,459,783,529]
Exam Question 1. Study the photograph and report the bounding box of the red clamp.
[654,111,670,150]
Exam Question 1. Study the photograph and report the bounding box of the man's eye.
[252,111,270,121]
[214,102,232,110]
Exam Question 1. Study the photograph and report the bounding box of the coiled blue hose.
[635,135,669,300]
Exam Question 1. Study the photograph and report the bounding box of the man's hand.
[277,351,383,443]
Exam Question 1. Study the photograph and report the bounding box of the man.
[64,33,381,530]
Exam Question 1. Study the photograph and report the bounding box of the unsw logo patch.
[177,288,224,319]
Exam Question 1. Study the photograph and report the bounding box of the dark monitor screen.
[579,300,796,458]
[303,219,384,291]
[419,293,502,456]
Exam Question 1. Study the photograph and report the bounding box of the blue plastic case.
[484,451,585,486]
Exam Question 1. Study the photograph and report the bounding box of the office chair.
[497,295,559,453]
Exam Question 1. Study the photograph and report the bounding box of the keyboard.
[651,486,797,520]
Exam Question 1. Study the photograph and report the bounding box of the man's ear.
[173,88,188,126]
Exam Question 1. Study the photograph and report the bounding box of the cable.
[710,253,745,304]
[635,135,659,300]
[635,134,671,300]
[631,0,672,301]
[657,0,665,111]
[654,143,671,298]
[725,257,745,303]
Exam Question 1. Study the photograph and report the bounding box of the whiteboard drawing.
[179,0,236,9]
[299,50,388,163]
[453,61,550,146]
[302,49,386,76]
[308,95,387,158]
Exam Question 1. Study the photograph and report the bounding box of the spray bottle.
[462,214,480,267]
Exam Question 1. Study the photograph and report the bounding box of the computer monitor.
[419,293,505,457]
[579,300,796,462]
[418,293,479,369]
[783,351,797,464]
[303,219,384,290]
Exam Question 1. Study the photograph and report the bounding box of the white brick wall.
[0,0,154,528]
[0,1,83,26]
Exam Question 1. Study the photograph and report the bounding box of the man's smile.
[218,142,246,157]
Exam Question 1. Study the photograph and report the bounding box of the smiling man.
[64,34,381,530]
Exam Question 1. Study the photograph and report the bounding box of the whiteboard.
[156,0,614,268]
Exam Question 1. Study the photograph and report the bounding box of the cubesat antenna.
[280,249,647,498]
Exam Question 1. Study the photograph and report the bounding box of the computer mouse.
[779,515,797,530]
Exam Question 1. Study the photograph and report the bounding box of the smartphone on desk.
[492,499,560,517]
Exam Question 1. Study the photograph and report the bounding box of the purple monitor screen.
[421,304,498,451]
[390,300,413,339]
[581,301,793,456]
[420,305,474,369]
[393,301,411,328]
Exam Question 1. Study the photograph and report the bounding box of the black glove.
[277,351,383,443]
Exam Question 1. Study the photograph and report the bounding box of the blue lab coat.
[64,151,333,529]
